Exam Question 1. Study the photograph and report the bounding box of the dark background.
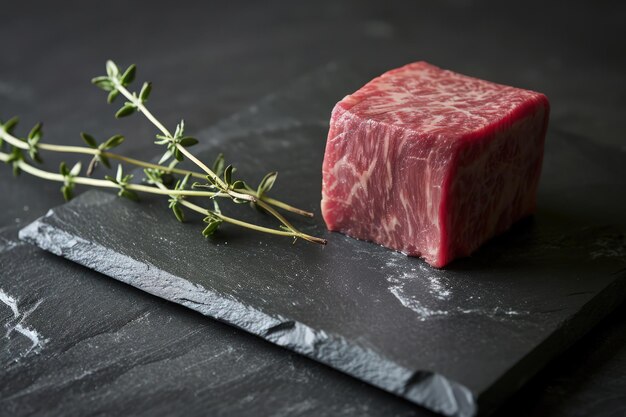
[1,1,625,416]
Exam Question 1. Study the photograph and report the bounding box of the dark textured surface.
[0,227,426,417]
[2,222,625,417]
[20,66,626,416]
[2,1,626,416]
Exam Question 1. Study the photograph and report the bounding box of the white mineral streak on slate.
[590,235,626,260]
[429,277,452,301]
[0,233,24,253]
[0,290,19,318]
[1,289,47,358]
[385,253,526,321]
[387,276,527,321]
[387,280,449,320]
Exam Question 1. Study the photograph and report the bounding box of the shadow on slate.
[18,64,626,417]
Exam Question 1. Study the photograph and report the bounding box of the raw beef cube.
[321,62,550,268]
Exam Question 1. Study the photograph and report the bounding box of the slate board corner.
[18,216,55,255]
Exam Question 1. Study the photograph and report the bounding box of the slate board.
[0,226,428,417]
[19,65,626,417]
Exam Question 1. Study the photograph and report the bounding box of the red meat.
[321,62,550,267]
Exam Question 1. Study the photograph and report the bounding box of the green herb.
[81,132,125,175]
[0,60,325,245]
[105,164,139,201]
[59,161,82,201]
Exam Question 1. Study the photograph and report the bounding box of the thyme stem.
[112,81,268,207]
[255,199,326,244]
[153,182,298,239]
[112,81,229,188]
[0,151,215,197]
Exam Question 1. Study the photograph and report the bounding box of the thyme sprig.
[0,119,312,216]
[0,61,325,245]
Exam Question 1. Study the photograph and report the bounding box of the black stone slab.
[0,226,430,417]
[18,66,626,417]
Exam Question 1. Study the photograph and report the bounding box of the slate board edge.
[18,212,477,417]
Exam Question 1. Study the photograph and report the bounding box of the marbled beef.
[321,62,550,267]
